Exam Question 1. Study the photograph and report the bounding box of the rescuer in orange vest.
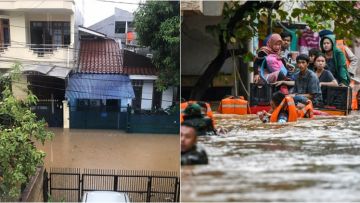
[183,103,217,135]
[258,91,295,123]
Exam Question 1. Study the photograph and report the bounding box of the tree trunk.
[188,1,282,100]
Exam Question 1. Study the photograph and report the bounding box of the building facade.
[0,0,84,127]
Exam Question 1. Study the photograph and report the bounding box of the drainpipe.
[67,47,70,68]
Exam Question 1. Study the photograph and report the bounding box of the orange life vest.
[270,96,297,122]
[336,40,350,68]
[297,100,314,119]
[218,96,249,115]
[350,80,358,110]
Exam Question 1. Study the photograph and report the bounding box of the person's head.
[271,91,285,109]
[314,53,327,71]
[320,34,336,53]
[183,103,202,118]
[296,54,310,72]
[196,101,207,115]
[267,33,283,53]
[322,38,333,52]
[308,48,321,63]
[181,121,198,152]
[280,32,292,49]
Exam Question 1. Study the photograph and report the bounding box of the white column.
[161,87,174,109]
[62,100,69,129]
[141,80,153,110]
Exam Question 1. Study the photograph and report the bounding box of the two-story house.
[0,0,84,127]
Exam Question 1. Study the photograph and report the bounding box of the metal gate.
[32,99,63,127]
[44,168,180,202]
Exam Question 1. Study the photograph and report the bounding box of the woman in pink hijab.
[253,33,288,84]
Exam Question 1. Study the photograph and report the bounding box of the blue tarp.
[65,74,135,100]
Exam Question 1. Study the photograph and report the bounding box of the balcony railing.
[29,44,69,57]
[1,43,70,57]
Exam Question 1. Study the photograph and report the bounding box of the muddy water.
[35,128,180,172]
[181,112,360,202]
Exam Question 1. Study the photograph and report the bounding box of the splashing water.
[181,112,360,202]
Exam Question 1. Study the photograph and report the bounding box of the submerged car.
[82,191,130,202]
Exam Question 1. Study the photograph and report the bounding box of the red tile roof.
[78,39,123,74]
[78,39,157,76]
[123,50,158,76]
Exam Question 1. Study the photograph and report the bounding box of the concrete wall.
[0,0,84,71]
[0,0,74,11]
[141,80,153,110]
[181,14,233,76]
[20,166,45,202]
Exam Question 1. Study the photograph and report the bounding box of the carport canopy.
[65,73,135,100]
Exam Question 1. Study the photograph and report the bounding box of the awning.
[65,73,135,100]
[21,64,71,79]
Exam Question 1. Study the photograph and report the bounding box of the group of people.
[254,29,358,123]
[181,29,359,164]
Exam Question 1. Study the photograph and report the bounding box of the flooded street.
[35,129,179,172]
[181,112,360,202]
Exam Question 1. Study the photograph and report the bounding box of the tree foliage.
[134,1,180,91]
[190,0,360,99]
[0,63,53,200]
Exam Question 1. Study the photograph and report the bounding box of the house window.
[132,80,143,110]
[30,21,71,46]
[152,86,162,110]
[115,21,126,33]
[0,19,10,48]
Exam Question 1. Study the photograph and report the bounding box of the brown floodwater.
[181,112,360,202]
[35,128,180,172]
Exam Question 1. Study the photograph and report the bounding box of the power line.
[6,40,125,55]
[95,0,144,5]
[3,39,150,58]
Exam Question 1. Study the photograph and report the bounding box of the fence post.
[146,176,152,202]
[78,173,81,202]
[43,169,49,202]
[126,104,131,133]
[113,175,118,191]
[174,177,179,202]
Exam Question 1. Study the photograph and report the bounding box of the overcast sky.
[83,0,141,27]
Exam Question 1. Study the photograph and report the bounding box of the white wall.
[89,8,133,41]
[161,87,173,109]
[141,80,153,110]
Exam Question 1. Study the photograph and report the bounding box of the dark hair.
[321,37,334,48]
[314,53,326,62]
[280,32,292,40]
[296,54,310,63]
[272,91,285,107]
[181,120,199,136]
[308,48,321,57]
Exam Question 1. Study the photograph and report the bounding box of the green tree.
[134,1,180,91]
[188,1,360,100]
[0,63,53,200]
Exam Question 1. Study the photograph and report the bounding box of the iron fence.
[44,168,180,202]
